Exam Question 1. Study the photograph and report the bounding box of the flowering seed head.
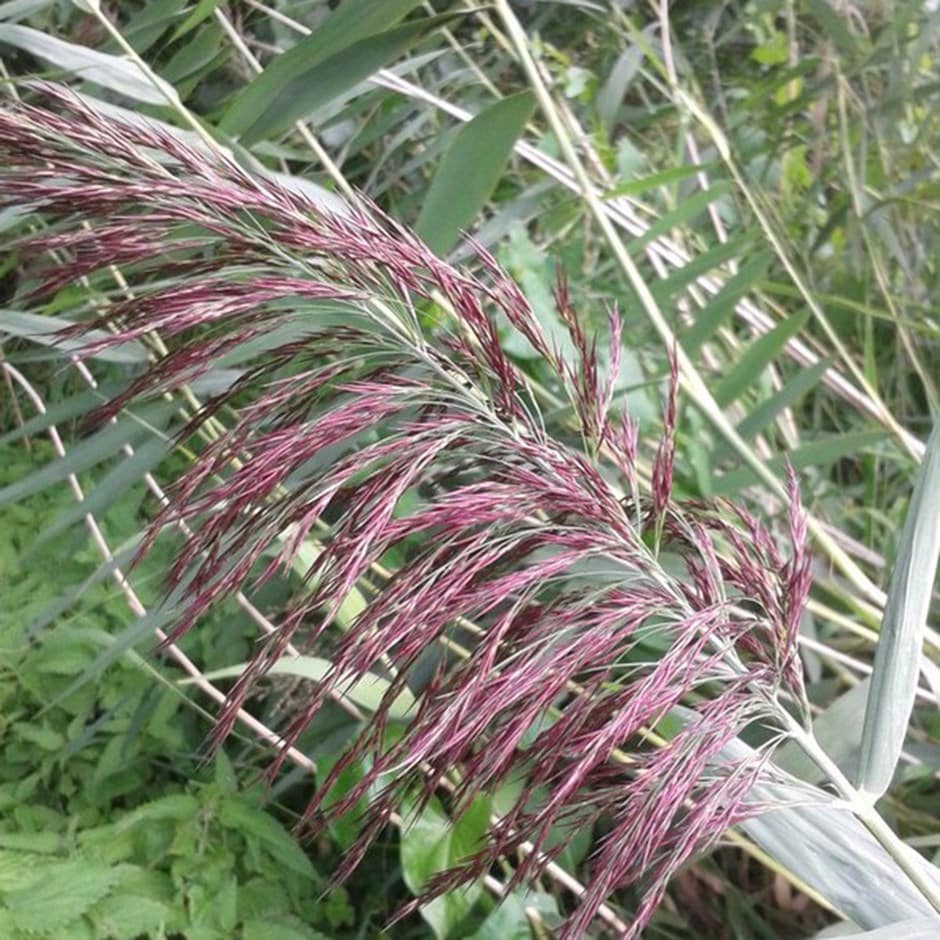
[0,86,815,938]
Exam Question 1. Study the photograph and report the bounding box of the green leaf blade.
[713,310,810,409]
[225,13,452,144]
[712,429,885,495]
[415,91,536,255]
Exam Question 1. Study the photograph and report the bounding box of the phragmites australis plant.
[0,84,937,938]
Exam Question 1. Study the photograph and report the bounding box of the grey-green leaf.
[0,24,175,104]
[415,91,536,255]
[743,790,940,926]
[31,436,169,549]
[0,403,174,507]
[719,731,940,928]
[775,679,871,784]
[191,655,416,720]
[823,919,940,939]
[0,0,53,22]
[0,384,119,446]
[0,310,149,363]
[857,422,940,798]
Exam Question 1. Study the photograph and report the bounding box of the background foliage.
[0,0,938,938]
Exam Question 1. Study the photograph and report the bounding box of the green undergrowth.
[0,439,570,939]
[0,440,364,940]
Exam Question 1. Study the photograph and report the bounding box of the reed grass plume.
[0,84,815,938]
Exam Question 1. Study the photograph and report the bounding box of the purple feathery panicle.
[651,347,679,526]
[783,464,812,695]
[0,87,815,938]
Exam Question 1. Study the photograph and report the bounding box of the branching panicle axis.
[0,86,817,939]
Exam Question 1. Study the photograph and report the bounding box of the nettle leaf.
[400,795,491,939]
[243,921,330,940]
[3,858,123,933]
[415,91,536,255]
[47,601,182,709]
[217,798,317,880]
[0,850,49,890]
[87,891,177,940]
[858,422,940,798]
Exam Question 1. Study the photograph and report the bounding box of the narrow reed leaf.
[734,358,832,442]
[0,385,119,445]
[122,0,187,55]
[713,430,885,495]
[857,422,940,798]
[628,182,732,252]
[27,538,141,638]
[44,602,181,713]
[603,163,713,199]
[31,436,170,549]
[415,91,536,255]
[192,656,416,720]
[169,0,219,43]
[651,234,749,303]
[713,310,810,408]
[0,24,175,104]
[680,251,772,355]
[597,42,643,123]
[804,0,864,59]
[0,403,175,507]
[220,0,423,136]
[231,16,457,144]
[0,310,149,363]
